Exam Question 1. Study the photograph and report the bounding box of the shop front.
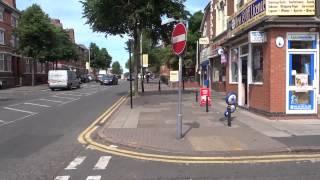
[223,0,320,117]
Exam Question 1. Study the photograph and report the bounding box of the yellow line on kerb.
[78,96,126,144]
[78,96,320,164]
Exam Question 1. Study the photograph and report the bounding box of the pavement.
[97,79,320,156]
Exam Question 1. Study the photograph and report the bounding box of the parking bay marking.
[24,102,51,108]
[39,99,64,103]
[86,176,101,180]
[52,95,79,100]
[3,107,36,114]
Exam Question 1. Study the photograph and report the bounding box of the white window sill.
[229,82,238,85]
[250,82,263,85]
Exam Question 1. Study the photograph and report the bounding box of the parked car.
[96,74,104,83]
[48,70,80,91]
[80,74,90,83]
[100,74,118,85]
[127,76,135,81]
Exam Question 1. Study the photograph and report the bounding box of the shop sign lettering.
[266,0,315,16]
[249,31,267,43]
[288,34,316,41]
[229,0,266,34]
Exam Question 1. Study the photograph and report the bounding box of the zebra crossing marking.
[65,156,86,170]
[86,176,101,180]
[93,156,111,170]
[54,176,70,180]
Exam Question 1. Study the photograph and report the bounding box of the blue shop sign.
[229,0,266,34]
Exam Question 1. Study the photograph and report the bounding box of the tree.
[45,26,78,69]
[111,61,123,75]
[15,4,56,86]
[89,43,112,70]
[82,0,187,95]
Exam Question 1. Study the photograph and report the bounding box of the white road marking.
[86,176,101,180]
[93,156,112,170]
[0,114,35,128]
[52,96,78,100]
[65,156,86,170]
[39,99,64,103]
[0,120,5,124]
[61,93,83,97]
[109,145,118,148]
[54,176,70,180]
[3,107,35,114]
[41,89,50,92]
[24,102,51,108]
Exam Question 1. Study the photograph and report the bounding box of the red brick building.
[223,0,319,117]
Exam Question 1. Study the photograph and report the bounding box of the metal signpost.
[172,22,187,139]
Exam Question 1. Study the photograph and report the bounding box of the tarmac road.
[1,81,320,180]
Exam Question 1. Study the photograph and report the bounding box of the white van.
[48,70,80,91]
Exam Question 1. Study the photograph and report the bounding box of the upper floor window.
[216,0,228,35]
[10,34,17,48]
[0,29,5,45]
[237,0,245,10]
[11,14,18,27]
[25,59,32,73]
[0,7,4,22]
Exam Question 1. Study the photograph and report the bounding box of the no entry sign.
[172,23,187,55]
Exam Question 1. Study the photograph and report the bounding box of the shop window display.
[251,44,263,83]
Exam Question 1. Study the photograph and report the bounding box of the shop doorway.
[287,52,317,114]
[239,56,248,106]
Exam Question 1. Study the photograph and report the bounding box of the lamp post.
[128,40,133,109]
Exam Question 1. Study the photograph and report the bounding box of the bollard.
[195,91,198,102]
[158,80,161,92]
[206,96,209,113]
[227,105,231,127]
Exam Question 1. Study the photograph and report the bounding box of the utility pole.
[129,40,133,109]
[140,32,144,93]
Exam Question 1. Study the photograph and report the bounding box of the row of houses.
[198,0,320,118]
[0,0,88,89]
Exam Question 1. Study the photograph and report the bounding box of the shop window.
[289,90,314,111]
[240,44,249,55]
[251,44,263,83]
[230,48,239,83]
[289,54,313,86]
[289,41,316,49]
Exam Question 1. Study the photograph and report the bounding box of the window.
[0,30,4,45]
[0,7,4,22]
[230,48,239,83]
[10,34,17,48]
[251,44,263,83]
[0,54,11,72]
[11,15,18,27]
[37,62,46,74]
[25,59,32,73]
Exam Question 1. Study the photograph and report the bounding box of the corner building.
[220,0,320,117]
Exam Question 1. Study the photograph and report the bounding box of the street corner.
[77,96,127,145]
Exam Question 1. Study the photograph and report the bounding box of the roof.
[0,1,20,14]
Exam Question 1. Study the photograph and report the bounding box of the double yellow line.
[78,96,126,144]
[78,97,320,164]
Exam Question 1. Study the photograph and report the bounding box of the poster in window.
[295,74,308,92]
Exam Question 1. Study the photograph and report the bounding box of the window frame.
[0,53,11,72]
[229,47,239,84]
[0,29,5,45]
[0,7,4,22]
[25,59,32,74]
[250,43,264,84]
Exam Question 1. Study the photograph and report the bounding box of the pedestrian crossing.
[54,156,112,180]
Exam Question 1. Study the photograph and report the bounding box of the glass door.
[287,52,317,114]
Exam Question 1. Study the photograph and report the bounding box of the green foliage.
[111,61,123,75]
[90,43,112,70]
[15,4,55,59]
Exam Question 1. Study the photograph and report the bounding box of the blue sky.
[17,0,209,71]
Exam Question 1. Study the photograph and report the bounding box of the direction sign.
[172,23,187,55]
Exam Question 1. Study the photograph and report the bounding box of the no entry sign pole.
[172,22,187,139]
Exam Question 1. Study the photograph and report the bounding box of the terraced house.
[0,0,20,88]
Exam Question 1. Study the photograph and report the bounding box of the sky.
[16,0,209,72]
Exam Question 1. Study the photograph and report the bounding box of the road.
[0,81,320,180]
